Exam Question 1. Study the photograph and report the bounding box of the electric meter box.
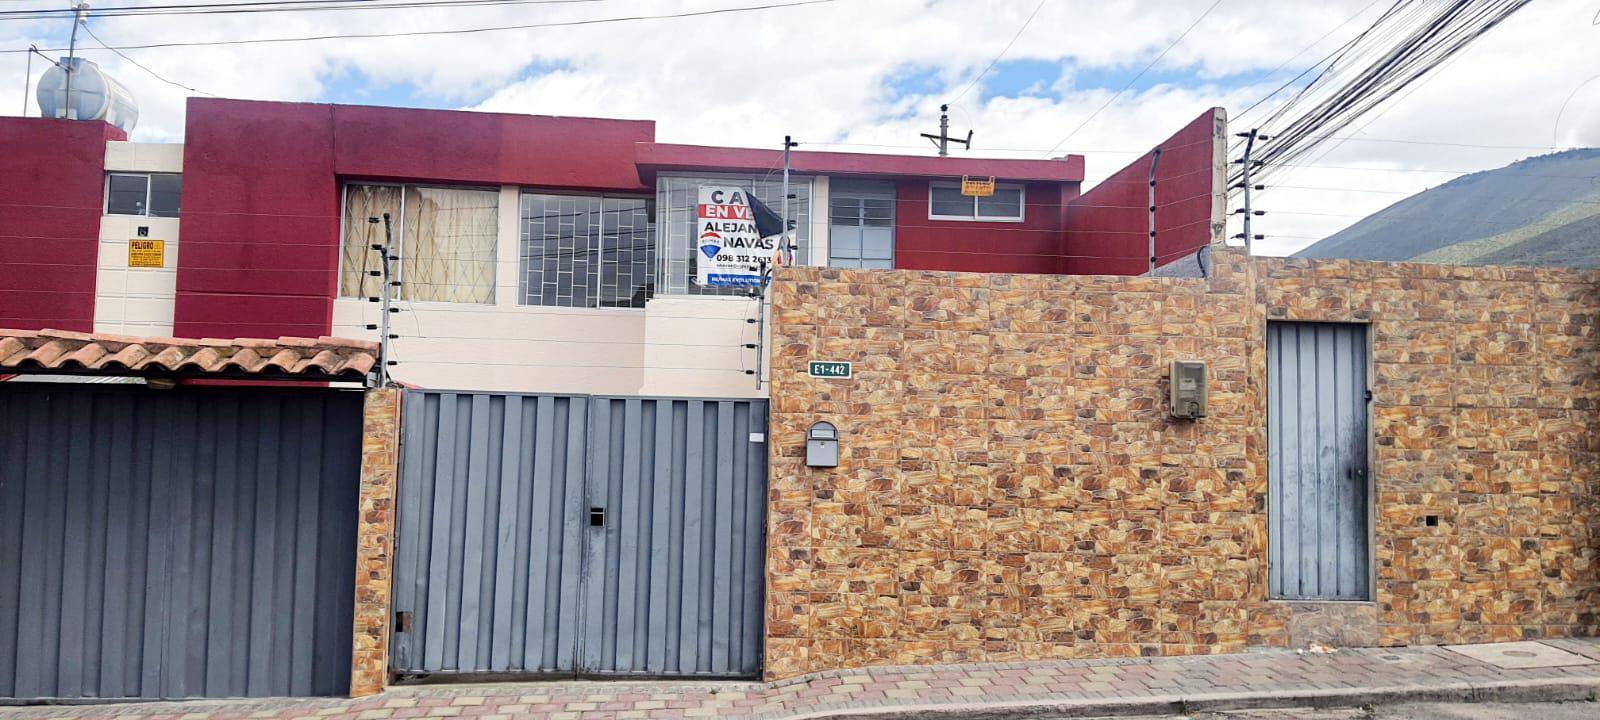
[1170,359,1207,419]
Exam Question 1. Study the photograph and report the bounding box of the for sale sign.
[696,185,776,287]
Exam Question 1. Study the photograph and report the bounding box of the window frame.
[104,172,181,218]
[828,189,896,270]
[517,190,655,310]
[926,181,1026,223]
[336,181,500,304]
[654,172,816,298]
[338,181,406,300]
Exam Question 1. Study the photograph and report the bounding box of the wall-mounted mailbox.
[806,421,839,467]
[1170,359,1207,419]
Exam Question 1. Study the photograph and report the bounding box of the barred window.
[339,183,498,303]
[655,174,812,297]
[520,194,654,308]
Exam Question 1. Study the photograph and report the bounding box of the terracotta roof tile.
[0,328,378,383]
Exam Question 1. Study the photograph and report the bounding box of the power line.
[1038,0,1224,159]
[1236,0,1535,189]
[1234,0,1415,132]
[79,23,217,97]
[0,0,612,21]
[1261,161,1593,177]
[1258,15,1487,193]
[2,0,838,54]
[1551,72,1600,150]
[1229,0,1390,124]
[948,0,1048,107]
[1295,135,1586,150]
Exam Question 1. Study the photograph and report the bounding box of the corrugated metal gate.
[0,385,361,700]
[1267,322,1371,601]
[392,392,768,678]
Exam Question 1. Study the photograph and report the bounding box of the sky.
[1,0,1596,256]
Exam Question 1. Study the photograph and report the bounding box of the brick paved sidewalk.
[6,640,1600,720]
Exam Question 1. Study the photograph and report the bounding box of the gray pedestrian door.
[1267,322,1371,600]
[0,385,362,700]
[392,392,767,678]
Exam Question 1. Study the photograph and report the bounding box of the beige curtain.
[402,186,498,303]
[340,185,402,298]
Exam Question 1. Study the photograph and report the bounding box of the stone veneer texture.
[763,248,1600,680]
[351,387,400,697]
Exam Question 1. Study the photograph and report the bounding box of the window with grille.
[928,182,1025,222]
[519,194,654,308]
[655,174,812,296]
[339,183,498,304]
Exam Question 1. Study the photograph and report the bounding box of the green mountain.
[1294,148,1600,269]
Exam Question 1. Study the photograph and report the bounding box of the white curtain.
[402,186,498,303]
[340,184,402,298]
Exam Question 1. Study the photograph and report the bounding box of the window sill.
[1269,598,1376,605]
[926,214,1027,223]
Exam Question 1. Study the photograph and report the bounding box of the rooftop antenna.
[920,104,973,157]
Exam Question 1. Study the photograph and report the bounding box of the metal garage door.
[391,392,767,678]
[1267,322,1371,601]
[0,384,362,700]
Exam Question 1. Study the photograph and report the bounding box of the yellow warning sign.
[961,175,996,197]
[128,239,165,268]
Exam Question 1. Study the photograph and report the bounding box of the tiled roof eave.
[0,329,379,384]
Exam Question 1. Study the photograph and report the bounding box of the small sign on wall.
[808,361,852,379]
[961,175,996,197]
[128,239,165,268]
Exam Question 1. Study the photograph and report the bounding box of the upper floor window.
[520,193,654,308]
[928,182,1024,222]
[656,174,812,296]
[106,172,181,217]
[339,183,498,304]
[830,180,895,269]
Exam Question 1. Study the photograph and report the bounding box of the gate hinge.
[395,610,413,633]
[1364,389,1373,402]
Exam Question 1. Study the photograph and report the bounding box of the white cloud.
[1,0,1595,255]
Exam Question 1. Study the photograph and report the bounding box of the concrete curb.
[786,677,1600,719]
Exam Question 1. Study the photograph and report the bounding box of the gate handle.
[589,507,606,527]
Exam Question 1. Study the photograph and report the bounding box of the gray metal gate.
[0,385,362,700]
[1267,322,1371,600]
[392,392,767,678]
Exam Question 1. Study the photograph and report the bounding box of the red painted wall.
[173,99,660,338]
[638,143,1083,185]
[0,118,124,331]
[1062,109,1222,275]
[893,180,1079,273]
[334,105,654,192]
[175,99,340,338]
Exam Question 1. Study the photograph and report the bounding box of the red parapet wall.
[0,119,125,331]
[894,180,1080,273]
[1063,108,1223,275]
[175,99,340,338]
[333,104,655,192]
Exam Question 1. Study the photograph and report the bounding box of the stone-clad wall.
[764,249,1600,680]
[351,388,400,697]
[1257,257,1600,647]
